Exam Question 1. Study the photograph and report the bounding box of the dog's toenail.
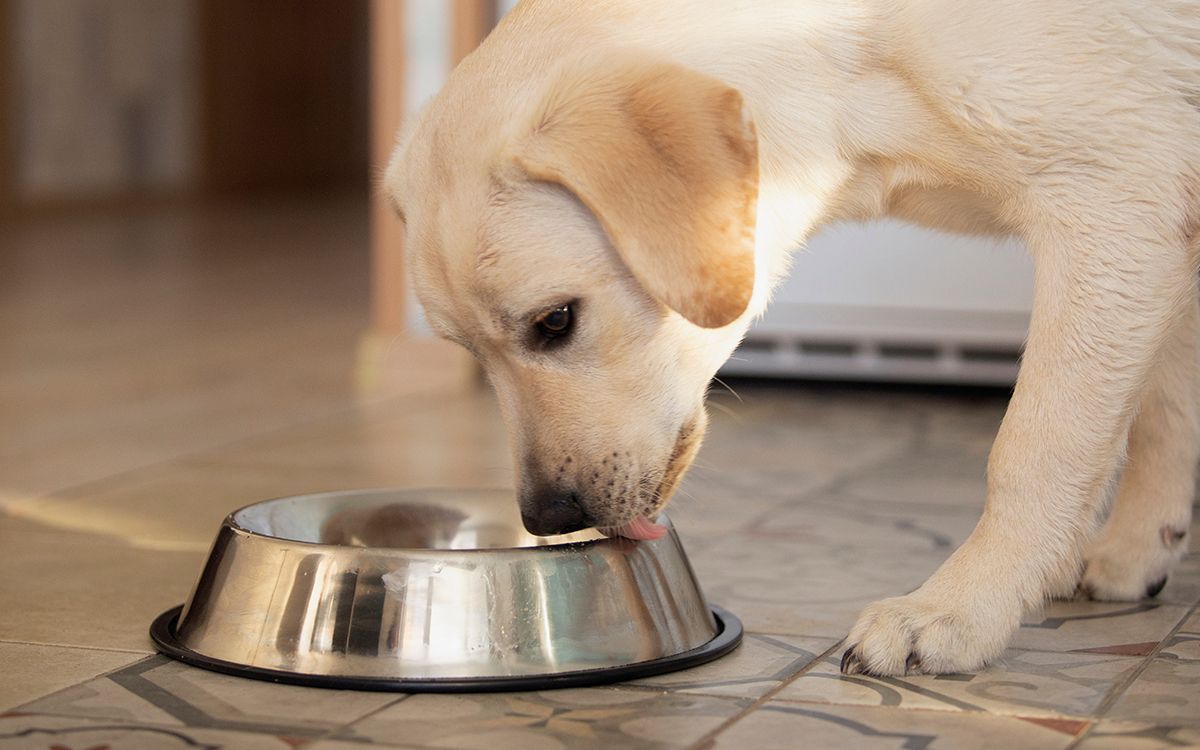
[1079,582,1097,601]
[905,652,922,675]
[1145,576,1168,598]
[840,646,864,675]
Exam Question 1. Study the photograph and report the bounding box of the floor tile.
[0,195,376,504]
[336,689,750,750]
[0,643,143,712]
[1012,600,1192,654]
[5,463,351,554]
[1158,608,1200,660]
[0,713,299,750]
[309,741,427,750]
[708,701,1078,750]
[7,386,505,553]
[18,656,399,738]
[835,439,990,512]
[187,388,511,482]
[775,648,1140,719]
[0,517,204,652]
[1104,653,1200,727]
[696,397,915,486]
[753,486,981,552]
[1074,720,1200,749]
[690,498,960,637]
[693,546,938,638]
[628,634,838,699]
[666,470,831,543]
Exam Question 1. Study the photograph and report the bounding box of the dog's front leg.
[841,212,1196,676]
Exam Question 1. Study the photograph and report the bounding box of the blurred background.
[0,0,1034,520]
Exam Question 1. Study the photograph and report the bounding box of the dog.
[384,0,1200,676]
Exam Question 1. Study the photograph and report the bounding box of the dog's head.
[386,55,759,537]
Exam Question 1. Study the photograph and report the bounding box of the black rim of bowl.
[149,604,743,692]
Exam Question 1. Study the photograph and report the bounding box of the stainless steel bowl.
[151,488,741,691]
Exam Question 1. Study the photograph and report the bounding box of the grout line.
[0,639,153,656]
[4,654,160,716]
[698,439,923,540]
[685,639,850,750]
[1079,599,1199,732]
[322,694,413,741]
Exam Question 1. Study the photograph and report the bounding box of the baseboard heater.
[721,304,1028,386]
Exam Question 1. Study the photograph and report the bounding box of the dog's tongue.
[611,516,667,541]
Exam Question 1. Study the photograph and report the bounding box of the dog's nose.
[520,488,589,536]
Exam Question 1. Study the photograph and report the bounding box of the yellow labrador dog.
[385,0,1200,675]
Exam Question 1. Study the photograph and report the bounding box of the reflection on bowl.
[151,488,741,691]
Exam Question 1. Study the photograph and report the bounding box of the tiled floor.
[2,199,1197,749]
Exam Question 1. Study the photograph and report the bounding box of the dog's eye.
[534,303,574,342]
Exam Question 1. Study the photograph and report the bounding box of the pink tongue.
[613,516,667,541]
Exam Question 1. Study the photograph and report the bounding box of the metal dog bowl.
[151,488,741,691]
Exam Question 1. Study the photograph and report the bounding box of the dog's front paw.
[840,590,1019,676]
[1080,524,1187,601]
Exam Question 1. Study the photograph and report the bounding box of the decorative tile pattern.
[708,702,1078,750]
[18,657,399,738]
[309,742,427,750]
[1099,648,1200,724]
[689,491,975,637]
[335,690,751,750]
[835,440,991,512]
[775,648,1140,718]
[1012,600,1193,654]
[629,634,838,699]
[0,713,299,750]
[667,470,830,544]
[1074,720,1200,749]
[1161,609,1200,660]
[693,534,940,638]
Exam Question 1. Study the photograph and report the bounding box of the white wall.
[778,221,1033,314]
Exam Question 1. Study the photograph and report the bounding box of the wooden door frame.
[367,0,492,336]
[360,0,493,390]
[369,0,408,335]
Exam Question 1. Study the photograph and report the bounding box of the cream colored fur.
[386,0,1200,675]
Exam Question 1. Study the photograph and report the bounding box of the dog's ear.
[512,57,759,328]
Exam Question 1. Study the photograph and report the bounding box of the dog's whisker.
[706,400,743,422]
[672,486,699,505]
[711,376,743,403]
